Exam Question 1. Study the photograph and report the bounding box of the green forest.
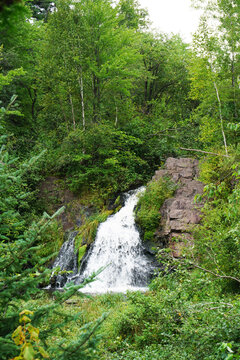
[0,0,240,358]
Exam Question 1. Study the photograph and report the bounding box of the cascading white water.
[50,187,155,293]
[51,231,78,288]
[80,187,153,293]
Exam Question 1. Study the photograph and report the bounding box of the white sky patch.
[138,0,203,43]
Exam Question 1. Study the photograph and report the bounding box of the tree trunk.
[231,52,238,120]
[213,81,228,156]
[59,97,69,132]
[78,66,85,131]
[27,87,37,121]
[115,104,118,127]
[93,74,97,122]
[92,74,101,122]
[69,93,76,130]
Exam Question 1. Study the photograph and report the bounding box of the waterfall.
[51,187,155,294]
[79,187,153,293]
[51,231,78,288]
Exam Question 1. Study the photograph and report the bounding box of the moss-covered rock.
[135,177,175,243]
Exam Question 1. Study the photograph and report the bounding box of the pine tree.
[0,133,106,359]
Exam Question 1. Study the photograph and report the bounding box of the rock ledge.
[153,157,204,257]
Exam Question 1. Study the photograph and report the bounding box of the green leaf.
[23,343,35,360]
[38,346,50,358]
[28,324,39,341]
[20,315,31,324]
[20,310,34,316]
[12,325,24,345]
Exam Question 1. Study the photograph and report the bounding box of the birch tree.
[189,0,240,151]
[38,0,142,132]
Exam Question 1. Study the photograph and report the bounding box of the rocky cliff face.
[38,176,95,231]
[39,159,204,259]
[153,158,204,257]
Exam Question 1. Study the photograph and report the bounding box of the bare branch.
[192,263,240,284]
[180,147,230,158]
[213,80,228,156]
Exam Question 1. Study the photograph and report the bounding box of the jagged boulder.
[153,158,204,257]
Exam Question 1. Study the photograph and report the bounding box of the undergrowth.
[19,268,240,360]
[36,220,65,262]
[193,154,240,284]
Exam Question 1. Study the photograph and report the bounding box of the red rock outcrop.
[153,158,204,257]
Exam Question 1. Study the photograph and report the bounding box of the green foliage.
[135,177,175,241]
[136,32,193,120]
[0,140,66,351]
[198,153,236,186]
[27,0,54,21]
[35,0,194,197]
[38,0,142,130]
[193,155,240,284]
[117,0,149,29]
[20,272,239,360]
[0,47,26,134]
[99,269,240,359]
[0,203,64,358]
[53,123,149,196]
[188,0,240,151]
[2,1,240,359]
[0,67,25,92]
[12,310,49,360]
[36,220,65,262]
[0,135,45,242]
[1,212,106,360]
[0,2,44,151]
[0,0,29,29]
[78,245,87,266]
[0,135,106,360]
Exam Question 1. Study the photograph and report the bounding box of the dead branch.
[192,263,240,284]
[180,147,230,158]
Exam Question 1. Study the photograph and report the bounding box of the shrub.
[193,155,240,286]
[36,219,65,262]
[100,271,240,360]
[56,123,149,197]
[135,177,175,242]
